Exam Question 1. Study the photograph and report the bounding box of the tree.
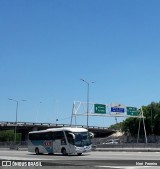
[0,130,21,142]
[143,102,160,135]
[109,122,123,131]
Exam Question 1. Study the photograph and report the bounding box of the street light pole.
[15,100,18,143]
[8,98,26,144]
[80,79,94,130]
[87,82,89,129]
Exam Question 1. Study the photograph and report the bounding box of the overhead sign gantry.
[70,101,147,143]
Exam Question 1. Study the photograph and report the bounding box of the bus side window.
[30,133,39,140]
[39,133,44,140]
[52,132,55,140]
[54,131,66,145]
[44,132,53,140]
[29,134,33,140]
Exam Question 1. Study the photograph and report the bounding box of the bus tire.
[77,153,82,156]
[61,148,68,156]
[35,148,39,155]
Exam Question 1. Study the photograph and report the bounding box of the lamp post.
[8,98,26,143]
[80,79,95,129]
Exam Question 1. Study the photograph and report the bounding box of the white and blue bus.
[28,127,93,155]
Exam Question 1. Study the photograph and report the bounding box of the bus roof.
[29,127,88,134]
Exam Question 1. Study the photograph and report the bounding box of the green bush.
[0,130,21,142]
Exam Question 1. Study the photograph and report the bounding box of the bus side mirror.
[68,133,75,140]
[89,132,94,139]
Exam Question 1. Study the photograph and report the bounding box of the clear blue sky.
[0,0,160,127]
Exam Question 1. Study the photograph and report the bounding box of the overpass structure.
[0,121,114,141]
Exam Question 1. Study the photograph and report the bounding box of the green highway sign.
[127,107,139,116]
[94,104,106,114]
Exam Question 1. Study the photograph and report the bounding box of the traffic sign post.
[127,107,139,116]
[94,104,106,114]
[71,101,147,144]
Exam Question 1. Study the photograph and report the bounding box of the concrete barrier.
[94,147,160,152]
[96,143,160,148]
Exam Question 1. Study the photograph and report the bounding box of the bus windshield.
[73,132,91,147]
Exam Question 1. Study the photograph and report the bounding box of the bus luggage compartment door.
[53,140,61,153]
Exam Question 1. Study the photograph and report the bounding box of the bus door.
[66,132,75,154]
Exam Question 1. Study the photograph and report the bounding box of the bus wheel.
[61,148,68,156]
[35,148,39,155]
[77,153,82,156]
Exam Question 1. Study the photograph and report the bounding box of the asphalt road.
[0,150,160,169]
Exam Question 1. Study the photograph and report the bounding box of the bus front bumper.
[75,145,92,154]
